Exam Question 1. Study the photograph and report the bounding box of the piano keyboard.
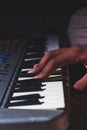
[0,35,69,130]
[4,35,65,110]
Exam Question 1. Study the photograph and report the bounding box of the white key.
[26,52,38,55]
[21,68,32,72]
[56,68,62,71]
[48,74,62,78]
[46,35,59,51]
[18,77,33,81]
[24,57,41,61]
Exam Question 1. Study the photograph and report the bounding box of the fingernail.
[73,85,78,90]
[28,69,34,73]
[85,65,87,69]
[34,64,39,68]
[73,84,78,90]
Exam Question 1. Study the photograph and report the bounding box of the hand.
[28,44,87,90]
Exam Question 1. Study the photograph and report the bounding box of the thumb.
[74,74,87,90]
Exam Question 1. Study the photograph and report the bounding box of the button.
[0,57,4,61]
[1,54,8,59]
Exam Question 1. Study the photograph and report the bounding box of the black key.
[11,94,44,100]
[18,71,37,77]
[16,78,42,86]
[26,46,45,52]
[8,94,44,106]
[24,52,44,59]
[14,84,45,92]
[31,37,46,43]
[22,59,40,68]
[8,100,43,106]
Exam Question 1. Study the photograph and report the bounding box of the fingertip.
[34,64,39,68]
[73,80,81,90]
[73,82,84,91]
[73,82,78,89]
[28,69,34,74]
[33,73,44,79]
[33,76,39,79]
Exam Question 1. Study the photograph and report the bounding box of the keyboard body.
[0,35,69,130]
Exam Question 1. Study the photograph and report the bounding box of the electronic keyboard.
[0,35,69,130]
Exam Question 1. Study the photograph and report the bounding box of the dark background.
[0,0,87,39]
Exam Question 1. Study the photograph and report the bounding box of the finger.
[28,48,67,74]
[28,45,80,78]
[84,64,87,69]
[28,64,39,73]
[85,65,87,69]
[33,52,72,79]
[74,74,87,90]
[33,58,58,79]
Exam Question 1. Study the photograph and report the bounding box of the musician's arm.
[28,7,87,90]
